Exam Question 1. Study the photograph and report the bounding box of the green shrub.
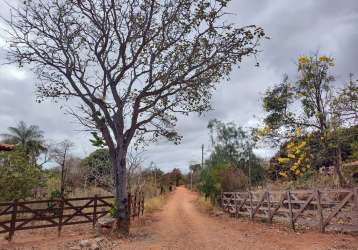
[0,149,42,201]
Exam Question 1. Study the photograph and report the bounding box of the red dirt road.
[123,186,358,250]
[1,187,357,249]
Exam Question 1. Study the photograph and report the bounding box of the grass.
[68,186,113,198]
[144,195,166,213]
[195,196,215,214]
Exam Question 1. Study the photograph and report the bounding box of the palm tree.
[1,121,45,164]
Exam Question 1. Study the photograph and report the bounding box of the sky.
[0,1,357,173]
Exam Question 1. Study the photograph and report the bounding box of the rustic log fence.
[0,192,144,241]
[221,188,358,233]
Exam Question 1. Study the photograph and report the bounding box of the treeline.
[205,119,265,187]
[0,122,184,202]
[188,120,265,202]
[188,54,358,201]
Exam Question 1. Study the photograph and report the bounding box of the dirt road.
[1,187,357,249]
[124,186,358,250]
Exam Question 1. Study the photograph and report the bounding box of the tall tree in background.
[51,140,74,196]
[1,121,45,164]
[328,75,358,186]
[207,119,264,186]
[170,168,183,187]
[5,0,265,233]
[82,148,113,191]
[333,74,358,125]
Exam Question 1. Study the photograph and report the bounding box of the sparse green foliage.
[262,76,294,141]
[207,119,265,183]
[199,120,265,200]
[82,148,113,191]
[89,132,106,148]
[332,74,358,125]
[261,54,336,143]
[0,148,42,201]
[350,141,358,160]
[199,162,248,202]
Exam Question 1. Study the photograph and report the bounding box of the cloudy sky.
[0,1,357,173]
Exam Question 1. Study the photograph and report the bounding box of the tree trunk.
[112,149,130,236]
[334,145,347,188]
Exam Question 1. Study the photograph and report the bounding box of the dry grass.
[195,196,215,214]
[69,186,113,198]
[144,195,166,213]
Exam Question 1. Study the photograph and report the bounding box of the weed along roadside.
[144,195,167,214]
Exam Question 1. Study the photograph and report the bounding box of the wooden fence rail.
[221,188,358,233]
[0,192,144,241]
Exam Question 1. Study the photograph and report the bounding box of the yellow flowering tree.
[261,54,356,186]
[276,129,311,179]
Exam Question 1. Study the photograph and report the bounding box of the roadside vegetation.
[195,196,216,214]
[188,54,358,203]
[144,196,167,213]
[0,121,186,203]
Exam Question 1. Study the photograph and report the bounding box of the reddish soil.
[1,186,357,250]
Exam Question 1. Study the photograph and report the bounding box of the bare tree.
[329,74,358,187]
[4,0,265,234]
[332,74,358,126]
[127,149,145,192]
[51,140,74,196]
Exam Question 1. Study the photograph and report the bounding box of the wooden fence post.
[133,193,137,219]
[352,188,358,226]
[228,194,231,213]
[127,193,132,224]
[138,192,141,218]
[58,197,64,237]
[8,199,17,242]
[267,192,272,224]
[315,189,324,233]
[249,191,253,221]
[287,191,295,231]
[93,195,98,228]
[141,192,145,216]
[235,193,239,218]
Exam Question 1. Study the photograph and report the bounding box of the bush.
[196,196,215,214]
[220,166,248,191]
[0,149,42,201]
[199,162,249,202]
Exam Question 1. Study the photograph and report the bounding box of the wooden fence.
[0,192,144,241]
[221,188,358,233]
